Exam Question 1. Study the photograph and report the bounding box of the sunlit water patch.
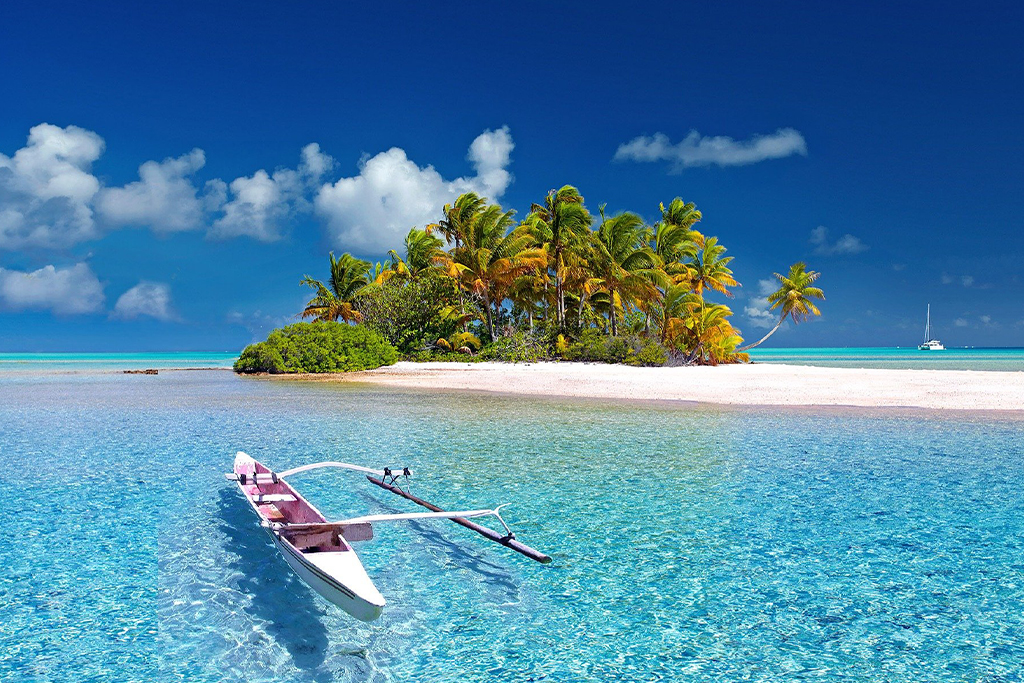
[1,370,1022,681]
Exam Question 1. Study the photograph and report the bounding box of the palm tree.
[688,237,739,298]
[430,193,490,327]
[527,186,593,326]
[738,262,824,351]
[431,192,487,250]
[659,198,704,245]
[591,207,665,336]
[300,252,371,323]
[386,227,445,279]
[447,202,546,339]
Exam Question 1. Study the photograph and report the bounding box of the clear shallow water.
[1,370,1023,682]
[0,352,238,373]
[747,346,1024,371]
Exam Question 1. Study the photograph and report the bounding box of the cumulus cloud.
[210,143,334,241]
[954,318,968,327]
[961,275,974,287]
[0,262,104,314]
[810,226,868,256]
[614,128,806,171]
[0,123,104,250]
[744,304,776,329]
[744,279,780,329]
[316,127,514,253]
[96,149,208,233]
[112,281,178,321]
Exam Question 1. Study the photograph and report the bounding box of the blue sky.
[2,1,1022,351]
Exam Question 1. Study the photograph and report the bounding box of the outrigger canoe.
[226,451,550,622]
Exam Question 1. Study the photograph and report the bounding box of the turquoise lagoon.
[747,346,1024,371]
[0,352,238,373]
[1,364,1023,682]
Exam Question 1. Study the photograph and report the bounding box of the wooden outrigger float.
[226,452,550,622]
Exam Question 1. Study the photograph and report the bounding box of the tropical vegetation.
[234,322,398,374]
[280,187,823,368]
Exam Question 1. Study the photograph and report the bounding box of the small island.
[236,188,823,373]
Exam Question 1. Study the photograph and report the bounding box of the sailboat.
[918,304,945,350]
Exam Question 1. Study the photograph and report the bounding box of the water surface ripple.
[1,370,1022,681]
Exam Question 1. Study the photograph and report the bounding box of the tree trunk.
[737,314,786,352]
[528,310,534,332]
[483,294,495,341]
[555,274,564,327]
[457,287,467,333]
[610,298,617,336]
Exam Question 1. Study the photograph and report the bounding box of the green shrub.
[233,342,286,373]
[234,322,398,374]
[564,330,667,366]
[356,274,477,353]
[479,331,549,363]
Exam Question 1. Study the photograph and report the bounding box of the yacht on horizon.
[919,304,945,350]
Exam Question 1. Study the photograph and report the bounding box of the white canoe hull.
[272,533,385,622]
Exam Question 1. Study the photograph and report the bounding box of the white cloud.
[96,149,208,233]
[980,315,992,325]
[810,226,868,256]
[955,318,968,327]
[210,143,334,241]
[315,127,514,253]
[614,128,806,170]
[0,123,104,250]
[0,262,104,314]
[757,278,777,297]
[961,275,974,287]
[941,273,954,285]
[112,281,178,321]
[744,304,777,329]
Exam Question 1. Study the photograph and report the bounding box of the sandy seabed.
[280,361,1024,413]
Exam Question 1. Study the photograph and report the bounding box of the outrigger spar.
[226,452,550,622]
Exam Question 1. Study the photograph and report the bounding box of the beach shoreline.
[260,361,1024,413]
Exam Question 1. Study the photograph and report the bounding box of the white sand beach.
[309,362,1024,412]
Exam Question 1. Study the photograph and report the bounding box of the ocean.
[746,346,1024,371]
[1,359,1022,682]
[3,348,1022,374]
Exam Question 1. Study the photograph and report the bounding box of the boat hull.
[272,534,384,622]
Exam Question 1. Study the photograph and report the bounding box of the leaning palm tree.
[591,207,665,336]
[300,252,371,323]
[738,262,824,351]
[527,186,593,326]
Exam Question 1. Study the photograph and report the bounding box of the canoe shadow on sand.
[216,488,371,678]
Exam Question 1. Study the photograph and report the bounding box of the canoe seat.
[254,493,297,505]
